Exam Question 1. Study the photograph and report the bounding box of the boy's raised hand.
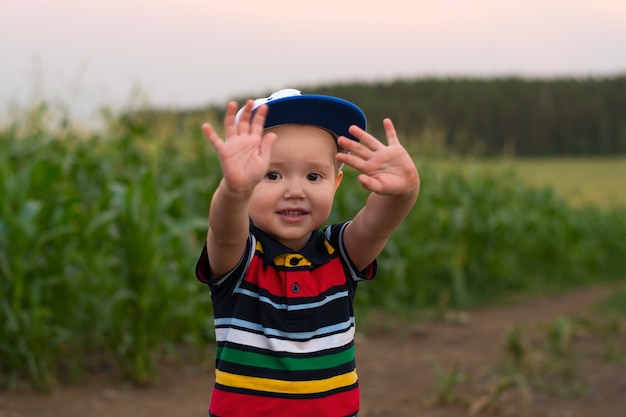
[336,118,419,197]
[202,100,276,193]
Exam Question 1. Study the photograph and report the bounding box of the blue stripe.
[214,317,355,340]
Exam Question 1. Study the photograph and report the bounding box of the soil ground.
[1,284,625,417]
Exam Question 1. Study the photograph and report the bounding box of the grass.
[595,284,626,317]
[445,311,625,415]
[429,157,626,208]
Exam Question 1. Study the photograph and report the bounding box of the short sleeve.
[324,222,377,282]
[195,234,256,287]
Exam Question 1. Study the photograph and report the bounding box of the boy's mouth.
[278,209,308,217]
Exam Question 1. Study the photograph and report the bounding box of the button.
[289,257,300,266]
[291,283,300,293]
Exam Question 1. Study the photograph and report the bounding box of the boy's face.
[249,124,343,250]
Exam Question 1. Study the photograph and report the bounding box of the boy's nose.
[284,179,305,198]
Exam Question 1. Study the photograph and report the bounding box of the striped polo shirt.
[196,221,376,417]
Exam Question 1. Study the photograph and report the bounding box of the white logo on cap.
[236,89,303,124]
[265,88,302,102]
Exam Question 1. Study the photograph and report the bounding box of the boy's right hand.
[202,100,276,194]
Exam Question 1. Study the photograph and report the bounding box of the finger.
[347,125,384,151]
[259,130,277,157]
[236,100,254,135]
[358,174,383,194]
[383,118,400,146]
[250,104,269,137]
[202,123,224,152]
[336,151,366,171]
[223,101,239,138]
[337,136,371,161]
[336,136,359,153]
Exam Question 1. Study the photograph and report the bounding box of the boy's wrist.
[381,185,419,204]
[215,179,256,203]
[220,178,257,196]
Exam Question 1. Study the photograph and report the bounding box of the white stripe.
[215,325,355,354]
[335,222,365,282]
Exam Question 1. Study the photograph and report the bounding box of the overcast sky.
[2,0,626,122]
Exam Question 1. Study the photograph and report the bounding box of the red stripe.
[243,257,348,298]
[210,386,359,417]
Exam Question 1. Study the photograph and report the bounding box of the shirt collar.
[250,222,333,267]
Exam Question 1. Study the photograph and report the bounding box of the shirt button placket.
[286,255,301,298]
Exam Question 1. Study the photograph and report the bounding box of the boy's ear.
[334,170,343,190]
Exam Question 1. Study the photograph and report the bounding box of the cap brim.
[256,94,366,142]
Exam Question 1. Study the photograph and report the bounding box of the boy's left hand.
[336,118,419,197]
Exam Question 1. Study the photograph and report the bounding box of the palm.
[358,145,415,195]
[216,134,272,191]
[202,101,276,193]
[336,118,419,196]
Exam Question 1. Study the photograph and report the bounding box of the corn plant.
[2,103,626,390]
[0,130,82,390]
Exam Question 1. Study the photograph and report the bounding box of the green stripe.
[216,345,354,372]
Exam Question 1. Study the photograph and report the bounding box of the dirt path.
[1,284,624,417]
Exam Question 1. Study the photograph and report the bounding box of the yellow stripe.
[324,240,335,255]
[215,369,357,394]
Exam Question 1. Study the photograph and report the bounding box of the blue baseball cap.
[237,88,366,142]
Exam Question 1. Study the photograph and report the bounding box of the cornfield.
[2,105,625,391]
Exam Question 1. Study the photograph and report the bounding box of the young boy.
[196,89,419,417]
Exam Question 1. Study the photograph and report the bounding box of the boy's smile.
[277,208,309,221]
[248,124,343,251]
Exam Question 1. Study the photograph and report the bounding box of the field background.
[1,77,625,416]
[432,157,626,207]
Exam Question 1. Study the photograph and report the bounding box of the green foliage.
[0,106,214,390]
[353,163,626,311]
[1,103,626,390]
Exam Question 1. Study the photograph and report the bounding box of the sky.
[2,0,626,123]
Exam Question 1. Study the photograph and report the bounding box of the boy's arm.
[202,101,276,277]
[205,182,253,277]
[336,118,419,271]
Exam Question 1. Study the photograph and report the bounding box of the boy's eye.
[265,172,281,181]
[307,173,322,181]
